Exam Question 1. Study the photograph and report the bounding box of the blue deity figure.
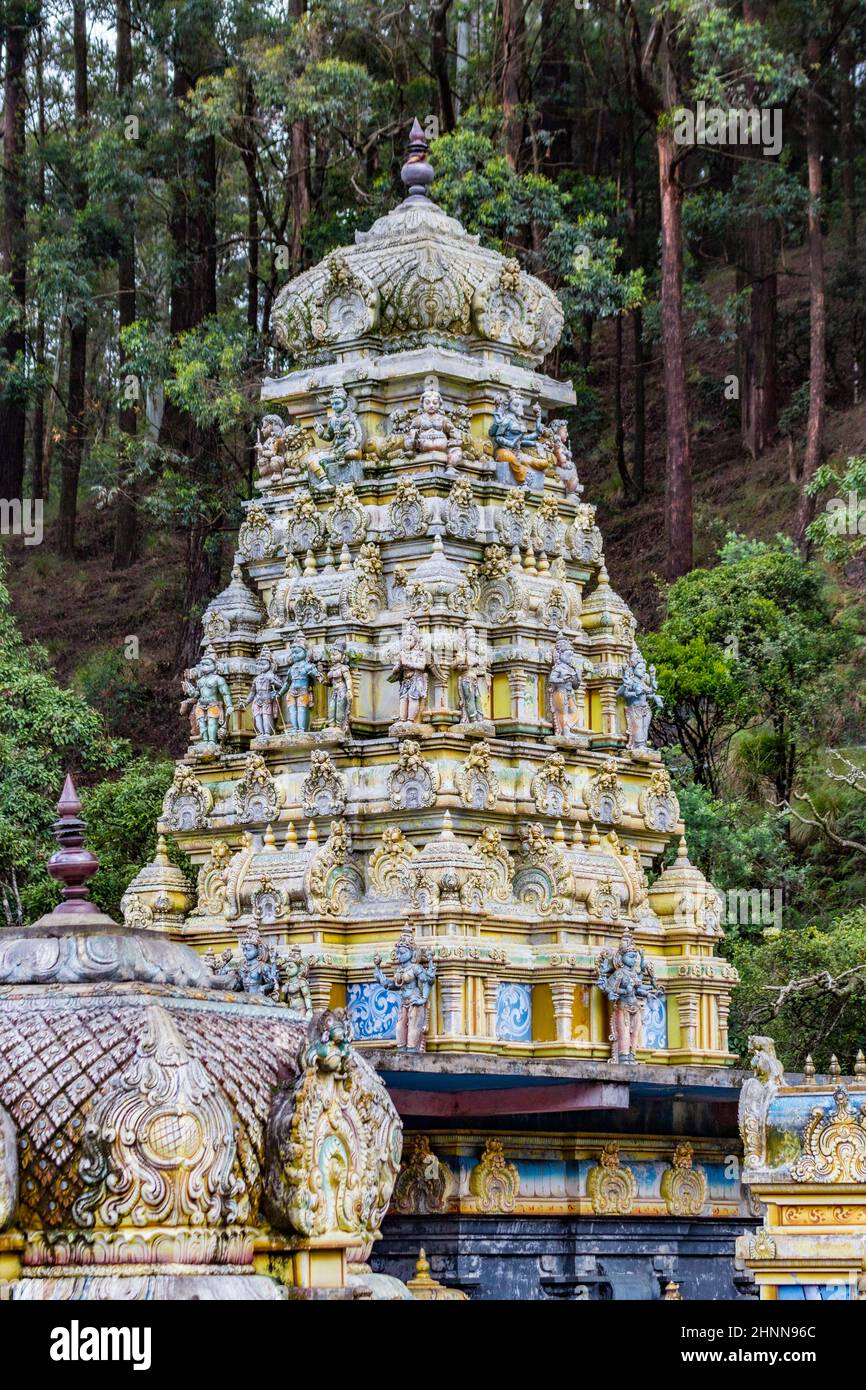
[206,927,279,997]
[312,386,365,485]
[373,928,436,1052]
[489,390,549,491]
[617,646,663,752]
[595,930,660,1064]
[286,634,321,733]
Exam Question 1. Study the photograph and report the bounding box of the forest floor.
[3,230,862,754]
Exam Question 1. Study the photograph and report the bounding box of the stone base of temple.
[453,720,497,739]
[250,727,347,751]
[388,720,434,740]
[373,1216,759,1301]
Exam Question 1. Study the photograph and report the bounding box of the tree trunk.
[657,124,693,578]
[739,203,777,458]
[622,49,645,497]
[0,1,29,501]
[32,17,47,500]
[431,0,456,133]
[112,0,140,570]
[58,0,90,557]
[795,41,826,551]
[839,38,856,257]
[501,0,526,168]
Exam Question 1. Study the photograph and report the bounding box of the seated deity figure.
[595,929,660,1064]
[456,623,490,726]
[388,618,429,727]
[186,649,234,747]
[206,928,279,997]
[240,647,287,737]
[311,386,364,485]
[373,927,437,1052]
[404,384,462,468]
[285,633,321,734]
[255,414,287,485]
[489,390,550,490]
[617,645,663,753]
[548,419,582,496]
[324,637,353,732]
[548,634,592,737]
[256,411,327,489]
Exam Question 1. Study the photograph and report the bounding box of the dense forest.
[1,0,866,1066]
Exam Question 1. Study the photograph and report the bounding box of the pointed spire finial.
[47,773,100,913]
[401,116,435,202]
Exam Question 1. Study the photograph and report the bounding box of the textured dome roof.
[272,119,564,367]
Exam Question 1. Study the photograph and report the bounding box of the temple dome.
[272,119,564,367]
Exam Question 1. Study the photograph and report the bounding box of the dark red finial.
[46,774,99,913]
[401,116,434,201]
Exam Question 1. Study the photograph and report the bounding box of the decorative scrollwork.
[469,1139,520,1214]
[587,1143,637,1216]
[161,765,213,832]
[301,750,348,817]
[791,1087,866,1183]
[661,1143,707,1216]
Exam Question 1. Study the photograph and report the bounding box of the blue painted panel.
[497,983,532,1042]
[347,982,398,1040]
[643,993,667,1049]
[778,1283,851,1301]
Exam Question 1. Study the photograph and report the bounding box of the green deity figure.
[188,650,234,746]
[286,635,320,733]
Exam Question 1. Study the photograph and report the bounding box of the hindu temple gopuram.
[3,121,865,1303]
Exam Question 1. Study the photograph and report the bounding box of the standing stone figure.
[617,646,663,752]
[388,618,429,726]
[324,637,353,732]
[373,928,437,1052]
[594,929,660,1064]
[548,419,581,496]
[187,650,234,747]
[548,635,591,737]
[179,665,203,740]
[313,386,364,485]
[278,946,313,1021]
[456,623,489,725]
[240,647,287,737]
[285,634,320,733]
[489,390,549,489]
[255,414,288,485]
[404,384,462,467]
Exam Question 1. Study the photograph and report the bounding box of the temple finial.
[47,773,100,913]
[401,116,434,202]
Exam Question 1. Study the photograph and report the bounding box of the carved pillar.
[678,991,699,1052]
[508,669,526,723]
[549,980,575,1042]
[716,992,731,1053]
[483,976,499,1039]
[438,969,465,1038]
[307,969,334,1013]
[600,682,618,738]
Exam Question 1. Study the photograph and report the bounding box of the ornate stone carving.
[587,876,621,923]
[343,541,387,621]
[161,765,213,831]
[587,1144,637,1215]
[240,646,287,738]
[618,645,663,754]
[514,823,573,916]
[532,494,564,554]
[301,750,348,817]
[310,384,365,484]
[456,741,500,810]
[0,1102,17,1231]
[290,584,326,629]
[495,487,530,547]
[388,476,430,538]
[373,928,436,1051]
[582,757,625,824]
[325,483,368,546]
[391,1135,452,1215]
[594,928,661,1063]
[181,648,235,751]
[445,476,480,540]
[790,1087,866,1183]
[277,947,312,1021]
[469,1139,520,1213]
[548,635,591,738]
[387,739,440,810]
[661,1143,708,1216]
[473,827,514,903]
[530,752,574,815]
[368,827,419,897]
[263,1010,401,1246]
[639,768,680,832]
[234,753,285,822]
[73,1006,249,1231]
[738,1035,786,1170]
[238,505,276,561]
[308,819,363,916]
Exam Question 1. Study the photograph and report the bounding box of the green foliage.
[807,455,866,563]
[82,760,188,919]
[729,909,866,1068]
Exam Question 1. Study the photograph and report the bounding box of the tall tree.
[57,0,90,556]
[500,0,527,169]
[111,0,139,569]
[795,37,827,550]
[0,0,30,501]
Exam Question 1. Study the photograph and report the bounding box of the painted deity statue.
[312,386,364,485]
[373,928,437,1052]
[548,634,592,737]
[548,419,582,496]
[489,390,549,490]
[186,650,234,747]
[285,634,320,733]
[278,946,313,1021]
[205,928,279,997]
[179,664,202,740]
[595,929,660,1064]
[240,647,287,737]
[256,411,327,489]
[404,385,462,467]
[456,624,489,725]
[324,637,353,732]
[617,646,663,752]
[255,414,288,485]
[388,618,429,726]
